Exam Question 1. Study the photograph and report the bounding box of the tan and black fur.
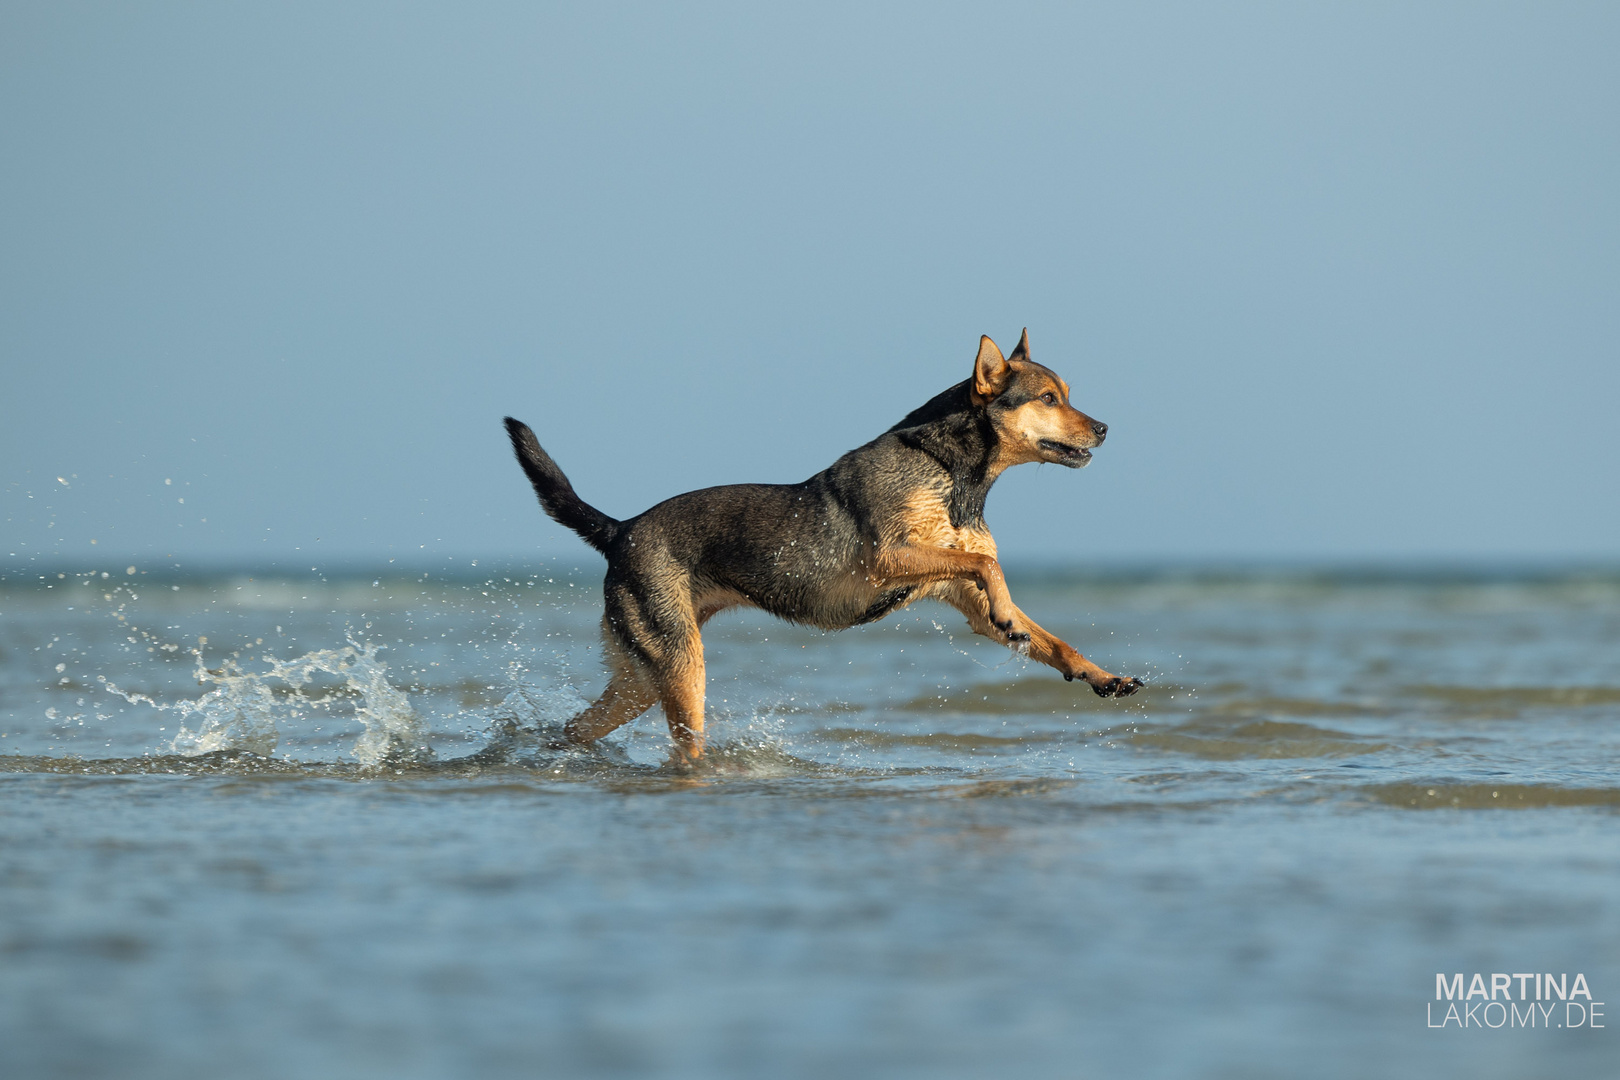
[504,330,1142,760]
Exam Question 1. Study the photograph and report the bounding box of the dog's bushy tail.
[503,417,621,554]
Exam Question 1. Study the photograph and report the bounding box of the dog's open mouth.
[1038,439,1092,467]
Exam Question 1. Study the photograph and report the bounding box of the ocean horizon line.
[4,554,1619,587]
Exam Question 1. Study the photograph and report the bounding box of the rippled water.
[2,564,1616,1077]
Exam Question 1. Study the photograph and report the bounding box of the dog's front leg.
[871,546,1026,641]
[939,583,1143,698]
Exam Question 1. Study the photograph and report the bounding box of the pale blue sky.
[3,2,1617,567]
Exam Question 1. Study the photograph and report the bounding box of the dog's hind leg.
[595,573,710,760]
[656,625,707,762]
[938,582,1143,698]
[563,623,659,745]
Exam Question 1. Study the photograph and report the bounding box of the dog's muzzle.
[1038,439,1093,468]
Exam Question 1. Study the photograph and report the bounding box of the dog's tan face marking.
[974,331,1107,473]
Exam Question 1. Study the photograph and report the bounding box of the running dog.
[504,330,1142,760]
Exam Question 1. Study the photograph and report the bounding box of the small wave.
[941,777,1080,798]
[896,678,1175,715]
[812,726,1065,752]
[1107,718,1386,760]
[1206,695,1383,718]
[1406,685,1620,709]
[1361,782,1620,810]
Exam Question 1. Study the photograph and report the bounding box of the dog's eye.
[1040,392,1058,406]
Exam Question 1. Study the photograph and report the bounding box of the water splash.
[104,639,432,766]
[486,674,590,733]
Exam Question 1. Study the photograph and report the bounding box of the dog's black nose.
[1091,420,1108,442]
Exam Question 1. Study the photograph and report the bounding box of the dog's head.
[971,330,1108,469]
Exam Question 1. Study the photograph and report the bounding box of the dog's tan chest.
[893,488,998,557]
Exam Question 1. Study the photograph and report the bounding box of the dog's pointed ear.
[972,335,1012,402]
[1008,328,1031,363]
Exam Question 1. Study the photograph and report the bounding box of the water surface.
[2,564,1616,1077]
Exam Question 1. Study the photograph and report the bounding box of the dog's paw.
[1089,675,1144,698]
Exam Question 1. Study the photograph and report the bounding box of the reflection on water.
[1,564,1617,1078]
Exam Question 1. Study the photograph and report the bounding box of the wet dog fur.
[504,330,1142,760]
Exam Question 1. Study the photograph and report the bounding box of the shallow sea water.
[1,563,1616,1078]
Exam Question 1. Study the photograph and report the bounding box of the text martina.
[1429,973,1602,1030]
